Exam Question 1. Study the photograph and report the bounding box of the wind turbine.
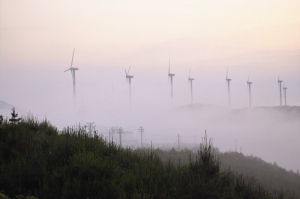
[247,77,253,108]
[277,77,283,106]
[188,69,194,104]
[168,58,175,98]
[283,85,288,106]
[64,49,79,98]
[226,70,232,107]
[125,66,134,104]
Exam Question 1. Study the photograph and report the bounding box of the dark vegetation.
[0,115,292,199]
[220,152,300,199]
[8,108,21,123]
[151,149,300,199]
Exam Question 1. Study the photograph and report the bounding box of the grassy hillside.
[150,149,300,199]
[220,152,300,199]
[0,119,280,199]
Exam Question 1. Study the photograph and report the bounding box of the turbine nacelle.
[188,69,194,82]
[225,69,231,82]
[188,71,194,104]
[168,73,175,78]
[188,77,194,81]
[225,70,232,107]
[64,67,79,72]
[168,62,175,78]
[125,67,134,82]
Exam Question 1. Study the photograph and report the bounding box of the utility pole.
[177,134,180,151]
[234,139,238,152]
[118,128,123,147]
[138,126,144,148]
[109,128,115,144]
[86,122,95,136]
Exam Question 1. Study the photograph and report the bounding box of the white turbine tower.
[64,49,79,98]
[168,58,175,99]
[226,70,232,107]
[188,69,194,104]
[125,66,134,104]
[283,85,288,106]
[277,77,283,106]
[247,77,253,108]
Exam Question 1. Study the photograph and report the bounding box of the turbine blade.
[128,66,131,74]
[226,68,229,79]
[168,57,171,74]
[64,68,71,72]
[70,48,75,67]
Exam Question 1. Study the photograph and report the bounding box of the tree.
[0,115,3,125]
[9,108,21,123]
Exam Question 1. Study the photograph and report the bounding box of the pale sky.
[1,0,300,64]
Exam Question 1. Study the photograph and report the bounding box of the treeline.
[220,152,300,199]
[147,149,300,199]
[0,118,281,199]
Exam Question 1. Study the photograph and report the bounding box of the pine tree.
[9,108,21,123]
[0,115,3,125]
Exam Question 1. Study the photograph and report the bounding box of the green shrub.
[0,193,10,199]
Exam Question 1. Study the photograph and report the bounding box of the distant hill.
[153,149,300,199]
[0,100,14,117]
[179,103,300,119]
[0,100,26,119]
[181,103,300,112]
[220,152,300,199]
[0,100,13,110]
[253,106,300,115]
